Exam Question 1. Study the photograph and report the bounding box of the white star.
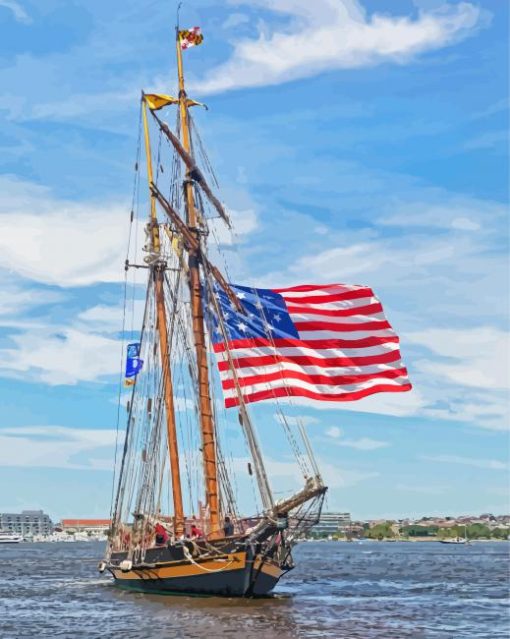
[255,300,263,309]
[237,322,247,332]
[237,292,246,300]
[273,313,282,322]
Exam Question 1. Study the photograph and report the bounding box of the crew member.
[223,516,234,537]
[154,522,169,546]
[190,523,204,539]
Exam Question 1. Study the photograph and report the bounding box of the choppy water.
[0,541,508,638]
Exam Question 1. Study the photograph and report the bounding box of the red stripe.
[286,302,383,317]
[273,284,370,294]
[280,288,375,304]
[224,382,413,408]
[294,320,391,332]
[221,367,408,390]
[217,349,403,371]
[213,335,400,353]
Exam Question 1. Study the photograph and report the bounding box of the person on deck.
[223,516,234,537]
[190,523,204,539]
[154,522,169,546]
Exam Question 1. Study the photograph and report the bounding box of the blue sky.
[0,0,508,521]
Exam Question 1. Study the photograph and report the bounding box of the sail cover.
[207,283,412,408]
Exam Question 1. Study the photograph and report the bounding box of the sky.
[0,0,508,522]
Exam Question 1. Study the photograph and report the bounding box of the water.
[0,541,508,638]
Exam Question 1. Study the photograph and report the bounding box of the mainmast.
[141,96,185,536]
[175,31,220,534]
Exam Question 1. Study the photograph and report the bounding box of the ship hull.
[108,550,286,597]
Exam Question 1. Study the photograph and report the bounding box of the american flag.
[207,283,412,408]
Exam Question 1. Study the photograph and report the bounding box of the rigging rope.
[109,102,142,523]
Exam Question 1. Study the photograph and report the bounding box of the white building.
[0,510,53,536]
[314,512,351,535]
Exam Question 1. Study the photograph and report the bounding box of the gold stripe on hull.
[253,557,285,579]
[111,551,246,581]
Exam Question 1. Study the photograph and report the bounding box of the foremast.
[141,99,185,536]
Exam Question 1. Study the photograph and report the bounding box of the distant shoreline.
[305,537,509,543]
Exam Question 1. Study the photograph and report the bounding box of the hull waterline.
[107,547,288,597]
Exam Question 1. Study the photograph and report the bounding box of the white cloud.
[207,208,258,246]
[407,327,509,391]
[0,175,131,287]
[319,459,379,488]
[0,0,31,24]
[0,328,120,385]
[0,282,64,317]
[264,456,378,491]
[337,437,389,451]
[273,388,428,419]
[463,130,508,151]
[233,454,378,495]
[194,0,484,94]
[324,425,388,450]
[275,413,320,427]
[222,13,250,30]
[77,300,146,334]
[421,454,508,471]
[380,197,505,231]
[0,176,258,288]
[0,426,120,470]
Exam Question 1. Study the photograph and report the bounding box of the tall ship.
[101,23,411,597]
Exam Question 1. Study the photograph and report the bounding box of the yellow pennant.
[144,93,179,111]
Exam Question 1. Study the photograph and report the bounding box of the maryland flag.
[179,27,203,50]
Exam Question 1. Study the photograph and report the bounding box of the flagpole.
[175,29,220,537]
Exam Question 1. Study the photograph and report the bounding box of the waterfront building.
[314,512,351,535]
[0,510,53,536]
[57,519,111,535]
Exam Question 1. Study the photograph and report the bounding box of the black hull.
[107,543,288,597]
[112,565,280,597]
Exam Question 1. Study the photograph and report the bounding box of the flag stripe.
[224,381,413,408]
[221,367,409,390]
[287,301,382,316]
[298,329,395,340]
[293,320,391,332]
[273,283,364,293]
[290,312,386,324]
[213,335,400,353]
[219,359,405,379]
[217,349,403,371]
[279,289,374,304]
[223,374,411,398]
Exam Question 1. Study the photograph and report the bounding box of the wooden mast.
[175,31,220,535]
[142,96,185,536]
